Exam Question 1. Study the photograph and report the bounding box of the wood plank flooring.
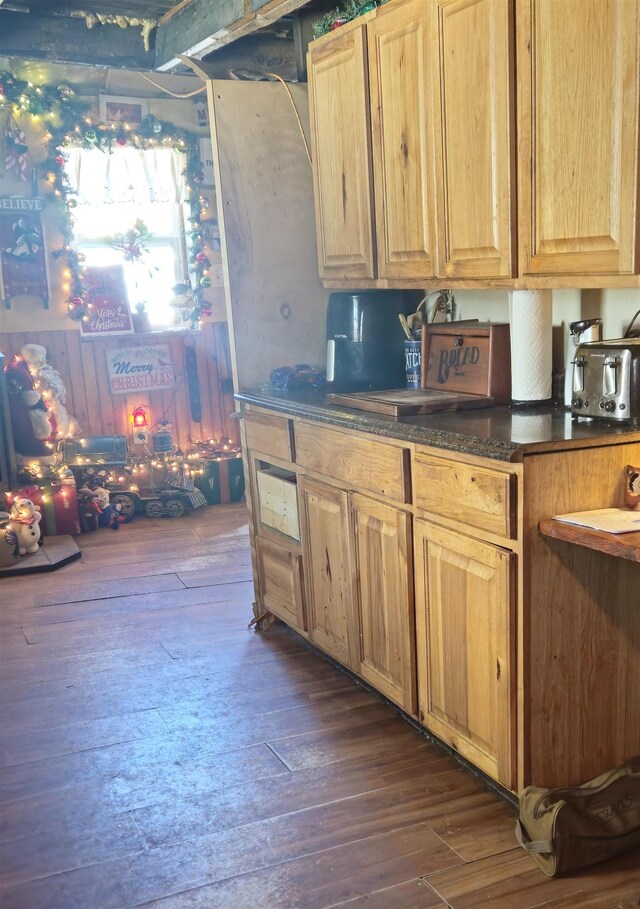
[0,504,638,909]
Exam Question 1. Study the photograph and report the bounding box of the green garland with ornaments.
[312,0,388,38]
[0,70,213,328]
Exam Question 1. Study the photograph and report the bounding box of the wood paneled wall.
[0,324,238,451]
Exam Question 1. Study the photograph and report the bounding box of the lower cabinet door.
[351,493,416,714]
[299,478,359,669]
[414,519,515,788]
[256,537,306,633]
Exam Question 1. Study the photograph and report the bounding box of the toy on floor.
[7,497,42,555]
[94,485,123,530]
[78,482,128,531]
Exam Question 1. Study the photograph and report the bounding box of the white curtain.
[64,146,187,205]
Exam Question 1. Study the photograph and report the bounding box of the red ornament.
[55,155,65,166]
[200,303,213,318]
[330,18,347,29]
[116,136,128,147]
[194,251,209,264]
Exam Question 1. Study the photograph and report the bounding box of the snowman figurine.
[8,497,42,555]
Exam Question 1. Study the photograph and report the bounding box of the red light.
[132,406,149,429]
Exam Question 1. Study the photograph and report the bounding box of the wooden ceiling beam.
[154,0,309,71]
[0,10,155,69]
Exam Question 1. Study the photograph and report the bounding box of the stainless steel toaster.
[570,338,640,422]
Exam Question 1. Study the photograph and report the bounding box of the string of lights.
[0,69,213,327]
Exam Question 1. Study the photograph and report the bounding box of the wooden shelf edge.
[539,518,640,564]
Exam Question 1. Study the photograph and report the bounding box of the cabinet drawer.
[257,539,306,632]
[244,412,294,462]
[256,466,300,541]
[413,452,515,539]
[296,423,410,504]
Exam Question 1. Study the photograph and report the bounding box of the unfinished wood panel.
[255,466,300,541]
[207,80,327,391]
[522,441,640,789]
[351,492,417,714]
[308,20,376,279]
[299,476,359,669]
[368,0,437,279]
[414,519,515,789]
[0,325,235,451]
[295,422,410,504]
[413,451,516,539]
[517,0,640,279]
[433,0,516,278]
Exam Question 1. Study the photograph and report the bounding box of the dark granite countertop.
[236,387,640,462]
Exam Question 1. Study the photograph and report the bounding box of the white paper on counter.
[553,508,640,534]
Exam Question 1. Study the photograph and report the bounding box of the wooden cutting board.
[326,389,496,416]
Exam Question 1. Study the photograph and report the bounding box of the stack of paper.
[553,508,640,534]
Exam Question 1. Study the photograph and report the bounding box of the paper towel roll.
[508,290,553,403]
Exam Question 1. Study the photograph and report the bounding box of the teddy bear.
[7,497,42,555]
[77,483,122,530]
[4,353,56,458]
[94,485,122,530]
[20,344,80,441]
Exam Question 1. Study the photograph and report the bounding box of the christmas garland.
[312,0,387,38]
[0,70,212,328]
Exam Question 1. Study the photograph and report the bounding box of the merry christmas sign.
[81,265,133,337]
[106,344,175,395]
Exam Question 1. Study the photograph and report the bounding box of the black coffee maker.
[326,290,423,391]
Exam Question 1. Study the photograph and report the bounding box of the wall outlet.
[134,429,149,445]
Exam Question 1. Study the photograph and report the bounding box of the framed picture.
[80,265,134,338]
[99,95,148,126]
[0,197,50,309]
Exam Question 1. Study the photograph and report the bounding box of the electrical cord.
[137,71,207,98]
[265,73,312,167]
[624,307,640,338]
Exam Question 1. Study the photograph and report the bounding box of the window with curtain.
[64,146,188,329]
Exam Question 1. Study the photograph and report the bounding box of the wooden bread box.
[421,322,511,401]
[328,322,511,416]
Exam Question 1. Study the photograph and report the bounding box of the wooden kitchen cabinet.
[431,0,516,279]
[256,537,306,632]
[414,518,516,788]
[307,19,377,280]
[367,0,438,279]
[352,492,416,713]
[517,0,640,281]
[299,477,360,669]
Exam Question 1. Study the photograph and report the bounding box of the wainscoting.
[0,323,238,450]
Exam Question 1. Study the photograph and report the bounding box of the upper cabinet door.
[308,23,376,280]
[433,0,517,279]
[518,0,640,278]
[368,0,439,279]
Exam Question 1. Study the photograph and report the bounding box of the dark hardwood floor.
[1,504,639,909]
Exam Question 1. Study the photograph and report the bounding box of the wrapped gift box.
[17,477,80,536]
[194,456,245,505]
